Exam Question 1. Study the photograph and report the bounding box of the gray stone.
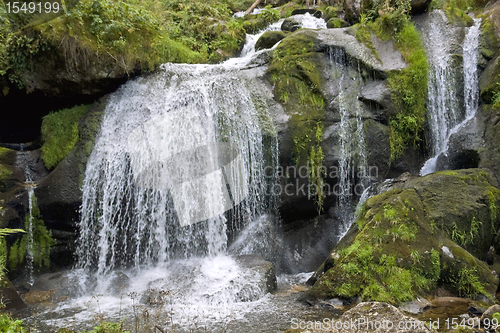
[0,278,27,313]
[236,254,277,293]
[370,33,407,71]
[481,304,500,321]
[291,9,322,18]
[281,17,301,32]
[332,302,435,332]
[359,80,397,122]
[400,298,433,315]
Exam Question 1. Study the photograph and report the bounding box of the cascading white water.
[328,48,368,236]
[17,151,38,285]
[420,13,481,175]
[77,64,276,279]
[463,17,481,119]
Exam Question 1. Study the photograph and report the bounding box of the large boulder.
[305,169,500,304]
[255,31,287,50]
[0,278,27,313]
[477,105,500,185]
[281,17,301,32]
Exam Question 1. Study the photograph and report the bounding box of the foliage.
[41,104,90,170]
[84,322,129,333]
[354,0,428,160]
[1,0,252,89]
[8,193,54,270]
[0,314,27,333]
[450,217,481,246]
[453,267,492,300]
[307,122,325,214]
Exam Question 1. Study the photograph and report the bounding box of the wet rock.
[0,278,27,313]
[481,304,500,321]
[305,169,500,303]
[281,17,301,32]
[330,302,434,332]
[479,51,500,103]
[291,9,322,18]
[29,270,83,300]
[478,105,500,182]
[236,254,277,293]
[255,31,287,50]
[400,298,433,315]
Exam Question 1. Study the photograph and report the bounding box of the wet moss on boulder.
[305,169,500,304]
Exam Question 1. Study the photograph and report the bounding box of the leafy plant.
[0,314,27,333]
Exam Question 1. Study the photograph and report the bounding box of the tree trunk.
[245,0,263,16]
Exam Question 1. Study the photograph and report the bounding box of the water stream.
[420,13,481,175]
[327,48,369,239]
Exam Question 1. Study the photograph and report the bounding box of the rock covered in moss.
[281,17,301,32]
[478,105,500,182]
[327,18,349,28]
[480,51,500,103]
[305,169,500,304]
[255,31,287,50]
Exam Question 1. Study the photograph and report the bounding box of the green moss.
[353,3,428,161]
[309,170,500,303]
[387,23,428,160]
[268,31,326,213]
[81,321,129,333]
[41,104,90,170]
[443,0,474,26]
[8,193,54,270]
[478,17,498,60]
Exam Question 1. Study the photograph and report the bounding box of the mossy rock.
[255,31,287,50]
[327,18,349,29]
[478,105,500,182]
[281,17,301,32]
[305,169,500,304]
[479,16,499,61]
[479,50,500,104]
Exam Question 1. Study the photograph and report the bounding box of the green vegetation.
[450,217,481,246]
[453,266,492,299]
[8,193,54,270]
[353,0,429,160]
[83,322,129,333]
[41,104,90,170]
[0,314,27,333]
[268,31,326,213]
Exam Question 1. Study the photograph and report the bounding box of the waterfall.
[463,18,481,119]
[76,33,284,283]
[16,150,40,285]
[328,48,368,237]
[420,13,481,175]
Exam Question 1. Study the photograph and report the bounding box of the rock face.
[281,17,302,32]
[0,278,27,313]
[255,31,287,50]
[305,169,500,304]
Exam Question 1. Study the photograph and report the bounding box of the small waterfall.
[328,48,369,237]
[25,187,35,285]
[16,150,40,285]
[463,18,481,119]
[76,26,283,285]
[420,13,481,175]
